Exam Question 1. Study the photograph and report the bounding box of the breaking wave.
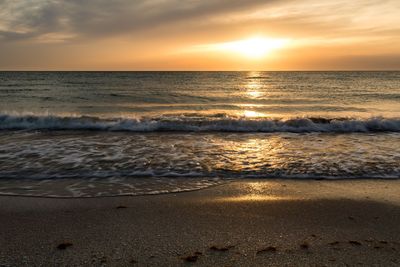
[1,114,400,133]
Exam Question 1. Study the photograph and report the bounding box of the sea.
[0,71,399,197]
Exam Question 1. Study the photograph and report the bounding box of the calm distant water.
[0,71,399,197]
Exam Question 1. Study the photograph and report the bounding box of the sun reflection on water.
[245,72,264,99]
[242,110,265,118]
[216,182,291,202]
[219,195,287,202]
[247,90,263,98]
[212,135,286,175]
[239,72,268,118]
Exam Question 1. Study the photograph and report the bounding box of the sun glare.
[216,37,289,59]
[192,36,290,60]
[221,37,287,58]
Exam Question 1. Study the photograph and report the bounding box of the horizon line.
[1,69,400,72]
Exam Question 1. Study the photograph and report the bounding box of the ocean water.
[0,71,399,197]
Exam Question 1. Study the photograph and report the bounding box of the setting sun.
[192,36,290,60]
[217,37,289,59]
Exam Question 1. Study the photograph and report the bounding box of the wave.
[1,114,400,133]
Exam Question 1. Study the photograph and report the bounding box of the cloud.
[1,0,399,43]
[0,0,399,69]
[0,0,284,41]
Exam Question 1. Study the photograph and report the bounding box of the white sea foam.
[0,177,226,198]
[1,114,400,132]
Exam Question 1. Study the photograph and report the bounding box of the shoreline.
[1,177,400,199]
[1,179,400,266]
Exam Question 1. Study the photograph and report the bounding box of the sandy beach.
[2,0,400,265]
[1,179,400,266]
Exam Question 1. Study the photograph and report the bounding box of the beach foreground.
[1,180,400,266]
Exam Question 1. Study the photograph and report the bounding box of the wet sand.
[1,179,400,266]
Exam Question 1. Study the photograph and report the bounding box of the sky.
[0,0,399,70]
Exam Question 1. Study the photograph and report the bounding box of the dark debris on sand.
[349,241,362,246]
[300,242,309,250]
[181,251,202,263]
[116,205,127,209]
[209,245,234,252]
[256,246,277,254]
[184,255,198,262]
[57,242,73,250]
